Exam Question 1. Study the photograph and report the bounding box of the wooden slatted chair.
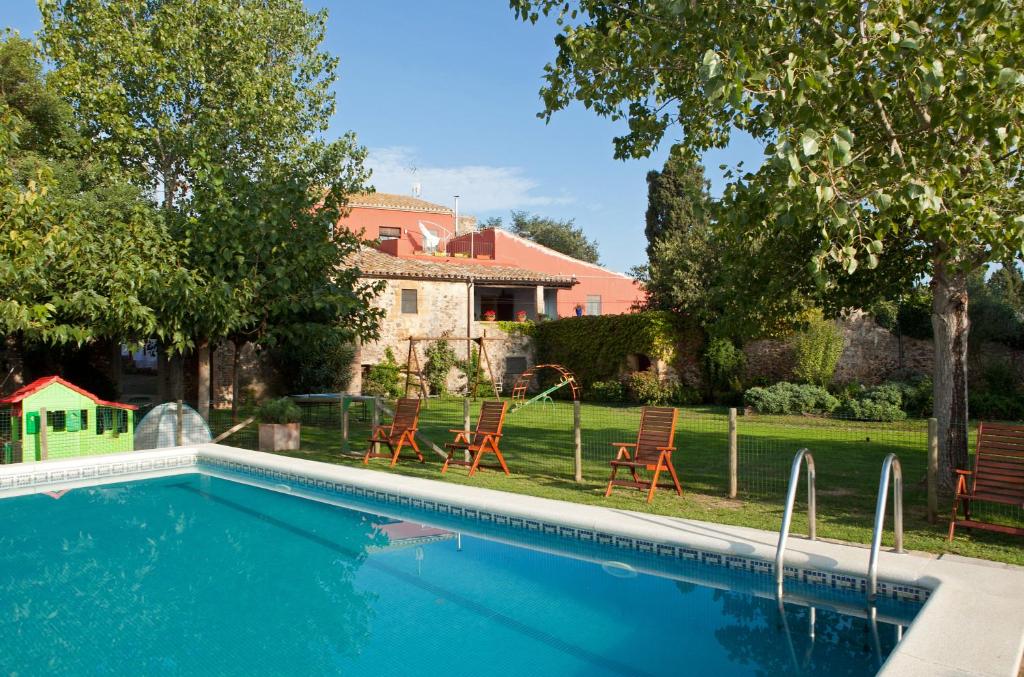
[605,406,681,503]
[949,421,1024,541]
[442,400,509,476]
[363,398,423,467]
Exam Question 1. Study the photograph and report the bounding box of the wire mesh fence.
[7,392,1021,534]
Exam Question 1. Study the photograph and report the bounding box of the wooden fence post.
[728,408,738,498]
[928,417,939,523]
[341,396,350,453]
[463,398,471,463]
[371,397,381,456]
[38,407,48,461]
[574,400,583,483]
[175,399,184,447]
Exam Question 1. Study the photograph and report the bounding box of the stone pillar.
[535,285,545,319]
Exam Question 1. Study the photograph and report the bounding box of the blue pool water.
[0,474,920,675]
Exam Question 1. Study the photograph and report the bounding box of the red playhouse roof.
[0,376,138,410]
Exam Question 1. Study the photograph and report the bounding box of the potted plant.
[258,397,302,452]
[515,309,528,322]
[482,309,497,321]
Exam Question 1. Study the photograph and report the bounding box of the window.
[80,409,88,430]
[379,226,401,241]
[96,407,113,434]
[586,294,602,316]
[116,409,129,433]
[400,288,418,314]
[51,410,66,431]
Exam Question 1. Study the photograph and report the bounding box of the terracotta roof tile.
[346,192,452,214]
[351,247,576,287]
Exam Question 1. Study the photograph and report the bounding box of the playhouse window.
[116,409,129,433]
[80,409,88,429]
[96,407,114,434]
[51,410,66,432]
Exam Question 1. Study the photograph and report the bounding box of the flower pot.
[259,422,301,452]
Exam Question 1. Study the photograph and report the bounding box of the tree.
[635,146,717,318]
[0,34,193,358]
[513,0,1024,488]
[503,210,601,263]
[41,0,381,419]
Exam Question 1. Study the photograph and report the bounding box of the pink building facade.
[337,193,645,318]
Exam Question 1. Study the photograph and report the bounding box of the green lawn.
[209,398,1024,566]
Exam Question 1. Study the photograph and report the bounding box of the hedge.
[534,311,693,387]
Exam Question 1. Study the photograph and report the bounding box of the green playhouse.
[0,376,137,464]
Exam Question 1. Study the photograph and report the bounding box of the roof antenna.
[412,182,421,198]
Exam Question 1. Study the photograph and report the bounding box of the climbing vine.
[534,311,691,387]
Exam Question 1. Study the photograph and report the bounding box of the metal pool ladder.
[775,448,816,594]
[867,453,904,601]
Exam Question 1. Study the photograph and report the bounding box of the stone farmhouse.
[335,191,645,392]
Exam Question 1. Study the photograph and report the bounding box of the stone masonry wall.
[354,277,536,395]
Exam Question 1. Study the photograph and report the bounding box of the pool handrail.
[774,448,817,593]
[867,453,904,601]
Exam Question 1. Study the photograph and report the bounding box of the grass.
[210,398,1024,567]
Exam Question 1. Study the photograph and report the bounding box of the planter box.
[259,423,301,452]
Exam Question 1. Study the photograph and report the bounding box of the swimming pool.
[2,471,918,675]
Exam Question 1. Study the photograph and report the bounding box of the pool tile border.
[199,455,929,603]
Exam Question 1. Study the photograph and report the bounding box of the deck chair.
[605,406,681,503]
[363,398,423,467]
[948,421,1024,541]
[442,400,509,476]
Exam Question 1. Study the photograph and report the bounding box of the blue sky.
[4,1,763,273]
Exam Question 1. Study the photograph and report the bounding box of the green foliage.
[40,0,383,357]
[363,348,403,399]
[423,339,458,396]
[703,338,745,402]
[457,346,493,397]
[0,35,196,347]
[626,370,673,406]
[971,391,1024,422]
[258,397,302,424]
[588,379,627,403]
[534,311,686,388]
[792,317,845,387]
[744,382,840,415]
[271,325,355,394]
[514,0,1024,476]
[498,210,601,264]
[969,270,1024,350]
[635,146,719,320]
[838,384,908,422]
[495,320,535,337]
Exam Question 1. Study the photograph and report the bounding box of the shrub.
[363,348,404,399]
[704,337,745,402]
[423,339,458,396]
[627,369,674,405]
[589,379,627,403]
[971,391,1024,421]
[258,397,301,424]
[744,382,839,415]
[792,316,845,386]
[838,383,907,422]
[270,325,356,394]
[672,383,703,405]
[457,346,493,396]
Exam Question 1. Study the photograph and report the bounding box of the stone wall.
[742,311,1024,387]
[354,277,536,395]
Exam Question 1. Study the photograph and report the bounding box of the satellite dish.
[418,221,440,252]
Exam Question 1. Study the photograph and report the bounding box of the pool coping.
[3,444,1023,676]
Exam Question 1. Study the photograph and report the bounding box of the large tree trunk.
[931,261,970,492]
[197,338,211,423]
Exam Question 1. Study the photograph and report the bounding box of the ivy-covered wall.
[534,311,700,387]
